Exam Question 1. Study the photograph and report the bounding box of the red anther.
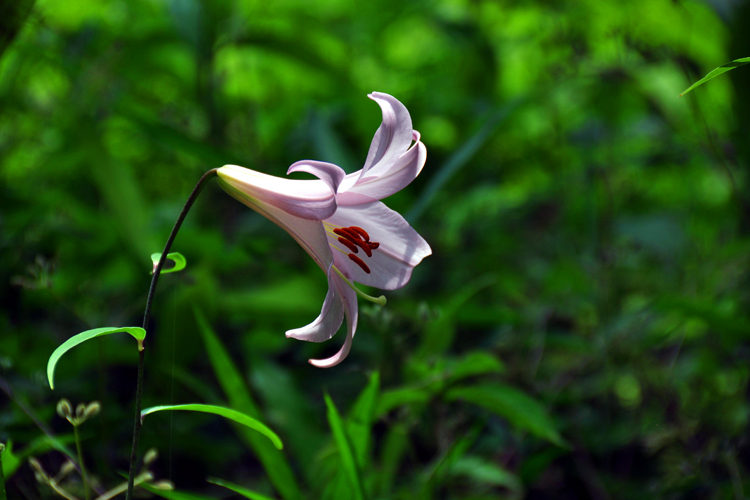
[368,242,380,250]
[333,228,360,243]
[354,239,372,257]
[348,253,371,274]
[341,227,363,241]
[349,226,370,241]
[338,237,358,253]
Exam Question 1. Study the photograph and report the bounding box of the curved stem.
[125,169,217,500]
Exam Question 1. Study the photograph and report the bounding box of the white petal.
[358,93,414,179]
[325,201,431,290]
[286,266,344,342]
[287,160,346,194]
[308,270,358,368]
[336,139,426,206]
[218,165,337,221]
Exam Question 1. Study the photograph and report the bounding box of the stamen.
[348,253,371,274]
[368,242,380,250]
[341,227,363,241]
[338,237,358,253]
[333,228,360,244]
[332,265,386,305]
[354,240,372,257]
[350,226,370,241]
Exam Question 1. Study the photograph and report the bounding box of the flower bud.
[84,401,101,420]
[28,458,45,474]
[143,448,158,466]
[59,461,76,475]
[75,403,86,420]
[56,399,72,420]
[152,480,174,491]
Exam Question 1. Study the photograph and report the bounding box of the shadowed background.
[2,0,750,498]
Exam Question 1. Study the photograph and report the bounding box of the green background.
[2,0,750,498]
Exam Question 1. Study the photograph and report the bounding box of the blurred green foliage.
[2,0,750,498]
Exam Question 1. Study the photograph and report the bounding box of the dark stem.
[125,169,218,500]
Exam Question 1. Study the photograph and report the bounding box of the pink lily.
[217,92,431,367]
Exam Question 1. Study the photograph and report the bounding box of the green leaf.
[680,57,750,96]
[346,372,380,467]
[141,404,283,450]
[445,384,566,447]
[325,393,365,500]
[208,477,277,500]
[151,252,187,274]
[449,456,523,499]
[194,308,302,500]
[140,483,214,500]
[48,327,146,389]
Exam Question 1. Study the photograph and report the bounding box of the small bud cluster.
[56,399,100,426]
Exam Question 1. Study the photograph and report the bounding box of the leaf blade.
[325,394,365,500]
[47,327,146,389]
[445,384,566,447]
[680,57,750,96]
[207,477,277,500]
[151,252,187,274]
[140,404,283,450]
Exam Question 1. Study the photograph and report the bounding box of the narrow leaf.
[151,252,187,274]
[445,384,566,447]
[194,308,302,500]
[140,483,214,500]
[48,327,146,389]
[346,372,380,467]
[208,477,277,500]
[141,404,283,450]
[325,394,365,500]
[680,57,750,96]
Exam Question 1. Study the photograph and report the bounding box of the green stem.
[125,169,218,500]
[73,426,90,500]
[0,443,7,500]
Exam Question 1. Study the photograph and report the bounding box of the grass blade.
[680,57,750,96]
[48,327,146,389]
[140,404,283,450]
[194,308,302,500]
[325,393,365,500]
[208,477,277,500]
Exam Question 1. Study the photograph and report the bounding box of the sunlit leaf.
[445,384,566,447]
[151,252,187,274]
[680,57,750,96]
[48,327,146,389]
[325,394,365,500]
[140,404,283,450]
[208,477,277,500]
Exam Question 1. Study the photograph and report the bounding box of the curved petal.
[309,270,358,368]
[336,139,426,206]
[219,178,333,271]
[325,201,431,290]
[286,266,344,342]
[357,92,414,180]
[287,160,346,194]
[218,165,337,221]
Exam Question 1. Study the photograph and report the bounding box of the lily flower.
[217,92,431,367]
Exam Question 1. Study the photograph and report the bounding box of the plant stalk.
[73,425,90,500]
[125,169,218,500]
